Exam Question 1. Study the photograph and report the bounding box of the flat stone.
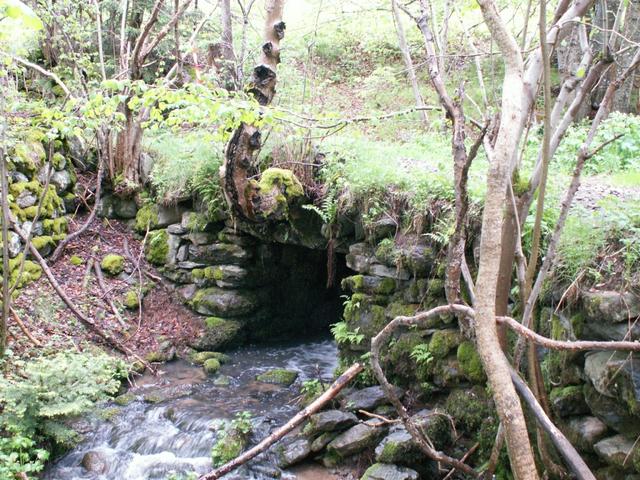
[594,435,637,470]
[177,261,206,269]
[213,265,251,288]
[327,419,388,458]
[368,263,410,280]
[167,223,187,235]
[188,243,252,265]
[176,244,189,262]
[166,234,182,266]
[185,232,218,245]
[564,416,609,452]
[191,287,259,317]
[341,386,404,412]
[360,463,418,480]
[161,267,192,284]
[307,410,358,434]
[276,436,311,468]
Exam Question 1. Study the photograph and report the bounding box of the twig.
[10,307,42,347]
[358,409,401,424]
[94,262,127,328]
[443,442,479,480]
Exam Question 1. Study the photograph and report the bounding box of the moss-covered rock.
[428,329,462,359]
[255,168,304,218]
[123,290,140,309]
[134,204,160,233]
[144,229,169,265]
[445,386,494,432]
[203,358,221,374]
[256,369,298,386]
[113,392,136,406]
[1,254,43,290]
[191,317,244,351]
[43,217,68,236]
[12,140,45,174]
[190,288,258,317]
[456,341,486,383]
[69,255,84,266]
[31,235,55,255]
[191,351,229,365]
[101,254,125,275]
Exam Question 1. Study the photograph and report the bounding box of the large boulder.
[582,290,640,324]
[360,463,419,480]
[190,288,259,317]
[585,352,640,415]
[584,384,640,436]
[256,369,298,386]
[188,242,253,265]
[375,427,421,464]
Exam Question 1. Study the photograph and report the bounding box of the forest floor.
[8,201,204,363]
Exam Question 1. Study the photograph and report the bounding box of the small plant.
[410,344,434,367]
[331,321,365,345]
[211,411,253,467]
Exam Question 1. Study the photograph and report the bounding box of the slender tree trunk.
[0,80,9,357]
[474,1,538,479]
[391,0,428,126]
[113,107,143,192]
[220,0,238,89]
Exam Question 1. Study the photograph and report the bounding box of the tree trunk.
[391,0,428,126]
[474,1,538,479]
[220,0,238,89]
[113,106,143,194]
[221,0,286,220]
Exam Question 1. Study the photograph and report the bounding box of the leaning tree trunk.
[221,0,286,220]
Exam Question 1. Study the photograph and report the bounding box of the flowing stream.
[44,338,339,480]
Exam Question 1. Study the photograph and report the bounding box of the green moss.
[203,358,221,374]
[258,168,304,197]
[31,236,54,252]
[9,180,42,197]
[342,274,365,291]
[144,230,169,265]
[98,407,120,422]
[385,301,418,319]
[191,351,229,365]
[457,341,486,383]
[376,277,396,295]
[101,254,125,275]
[13,141,45,174]
[205,266,223,281]
[445,387,494,432]
[123,290,140,309]
[211,432,245,467]
[256,369,298,386]
[192,268,205,280]
[43,217,68,236]
[134,204,159,233]
[6,257,43,290]
[51,152,66,169]
[570,313,585,338]
[428,329,462,359]
[69,255,84,266]
[549,385,583,403]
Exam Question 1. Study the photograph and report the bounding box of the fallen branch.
[498,316,640,351]
[510,369,596,480]
[370,304,479,477]
[10,306,42,347]
[198,362,364,480]
[94,262,127,328]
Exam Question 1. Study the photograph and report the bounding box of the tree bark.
[220,0,238,89]
[473,2,538,479]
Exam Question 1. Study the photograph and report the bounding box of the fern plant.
[410,344,434,366]
[331,321,365,345]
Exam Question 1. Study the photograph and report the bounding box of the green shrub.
[211,411,253,467]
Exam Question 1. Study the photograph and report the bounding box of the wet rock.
[190,288,259,317]
[276,436,311,468]
[307,410,358,434]
[188,242,253,265]
[594,435,637,470]
[214,375,232,386]
[256,369,298,386]
[341,386,404,412]
[550,385,589,417]
[203,358,221,374]
[327,419,388,458]
[81,451,108,474]
[191,351,228,365]
[250,463,283,478]
[360,463,418,480]
[583,290,640,324]
[564,416,609,452]
[190,317,244,351]
[113,392,136,406]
